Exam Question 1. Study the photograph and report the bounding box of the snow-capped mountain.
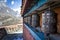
[0,2,20,27]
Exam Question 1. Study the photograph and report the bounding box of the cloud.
[0,0,7,2]
[12,7,21,17]
[11,1,14,5]
[4,0,7,2]
[13,7,21,14]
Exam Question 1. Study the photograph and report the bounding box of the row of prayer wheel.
[24,10,57,34]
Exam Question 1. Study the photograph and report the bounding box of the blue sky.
[6,0,22,14]
[6,0,22,9]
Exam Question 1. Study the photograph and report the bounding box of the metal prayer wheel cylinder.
[42,10,57,34]
[24,17,28,23]
[24,18,26,23]
[27,16,32,25]
[32,14,40,27]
